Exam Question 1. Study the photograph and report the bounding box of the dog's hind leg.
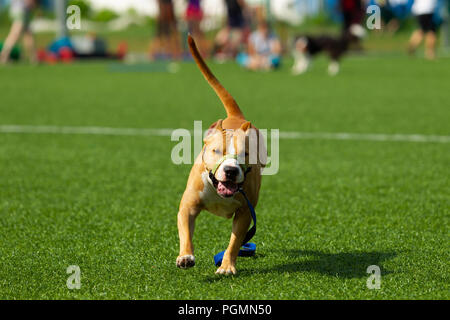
[328,60,340,76]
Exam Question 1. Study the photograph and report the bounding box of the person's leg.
[246,55,260,70]
[0,21,24,64]
[247,55,275,71]
[386,19,400,34]
[168,23,181,60]
[227,28,243,58]
[166,4,181,60]
[213,27,229,53]
[190,19,208,57]
[149,35,162,58]
[160,32,169,58]
[158,3,173,58]
[150,16,164,58]
[409,14,434,56]
[424,31,437,60]
[408,29,424,54]
[23,30,37,64]
[150,1,165,58]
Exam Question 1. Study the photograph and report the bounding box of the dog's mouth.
[209,172,240,198]
[217,180,239,197]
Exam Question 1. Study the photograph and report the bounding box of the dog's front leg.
[176,203,200,269]
[216,207,252,275]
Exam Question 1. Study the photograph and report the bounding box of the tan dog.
[176,35,266,275]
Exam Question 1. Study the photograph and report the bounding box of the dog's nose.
[224,166,239,178]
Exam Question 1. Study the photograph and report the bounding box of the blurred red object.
[46,52,58,64]
[37,49,47,63]
[117,41,128,60]
[59,47,74,63]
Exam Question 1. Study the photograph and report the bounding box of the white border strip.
[0,125,449,144]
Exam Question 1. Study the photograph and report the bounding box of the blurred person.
[236,20,281,71]
[387,0,411,19]
[40,33,127,64]
[376,0,401,34]
[0,0,38,64]
[444,0,450,48]
[340,0,364,34]
[246,0,267,25]
[185,0,208,56]
[150,0,181,60]
[408,0,439,60]
[212,0,248,60]
[291,24,366,76]
[379,0,412,34]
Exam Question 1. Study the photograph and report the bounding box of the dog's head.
[202,120,266,198]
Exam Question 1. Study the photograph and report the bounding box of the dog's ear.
[256,127,267,168]
[240,121,252,132]
[239,122,267,168]
[204,119,223,142]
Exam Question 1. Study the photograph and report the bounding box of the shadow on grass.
[204,249,396,282]
[262,250,396,278]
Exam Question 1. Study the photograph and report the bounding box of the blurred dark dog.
[291,24,366,76]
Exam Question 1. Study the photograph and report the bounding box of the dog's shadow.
[204,249,396,282]
[262,249,395,278]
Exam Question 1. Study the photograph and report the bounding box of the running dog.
[292,24,366,76]
[176,35,266,275]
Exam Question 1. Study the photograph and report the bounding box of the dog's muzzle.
[209,154,251,198]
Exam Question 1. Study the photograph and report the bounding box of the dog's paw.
[215,262,236,275]
[176,255,195,269]
[328,62,340,76]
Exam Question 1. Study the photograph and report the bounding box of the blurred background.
[0,0,449,65]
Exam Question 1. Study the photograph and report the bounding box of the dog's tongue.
[217,181,238,197]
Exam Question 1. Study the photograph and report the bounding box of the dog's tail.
[187,35,244,119]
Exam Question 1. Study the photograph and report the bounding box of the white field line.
[0,124,449,144]
[278,131,450,143]
[0,125,174,137]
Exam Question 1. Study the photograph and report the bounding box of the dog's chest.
[199,172,241,218]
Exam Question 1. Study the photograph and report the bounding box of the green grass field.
[0,54,449,299]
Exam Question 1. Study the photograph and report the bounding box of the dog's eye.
[212,149,222,155]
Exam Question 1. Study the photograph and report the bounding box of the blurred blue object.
[366,0,413,19]
[433,0,445,25]
[325,0,342,22]
[48,37,74,54]
[0,0,53,10]
[268,54,281,69]
[236,52,281,69]
[327,0,444,25]
[236,52,250,67]
[390,0,414,19]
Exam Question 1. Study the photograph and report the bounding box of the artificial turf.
[0,54,448,299]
